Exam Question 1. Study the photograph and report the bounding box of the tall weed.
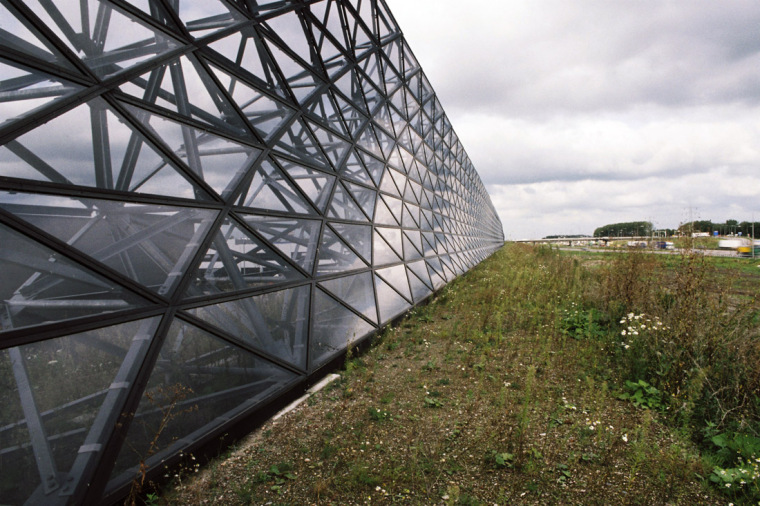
[600,249,760,438]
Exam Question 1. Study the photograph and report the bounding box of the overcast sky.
[385,0,760,239]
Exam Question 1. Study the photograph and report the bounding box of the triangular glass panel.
[319,272,377,324]
[426,256,445,280]
[276,156,336,213]
[308,16,349,77]
[394,146,414,174]
[408,259,432,290]
[316,227,366,275]
[353,0,376,41]
[333,92,368,138]
[187,285,310,369]
[440,256,457,281]
[362,85,383,119]
[184,217,303,298]
[388,102,407,136]
[378,169,400,197]
[0,61,83,129]
[326,183,369,222]
[306,92,348,137]
[376,264,411,301]
[109,318,296,487]
[344,181,377,219]
[264,11,313,65]
[384,39,404,85]
[404,229,424,254]
[356,150,385,186]
[386,147,404,173]
[420,74,435,105]
[0,223,149,333]
[171,0,247,39]
[428,264,446,290]
[409,159,424,185]
[329,223,372,263]
[384,195,404,224]
[435,231,448,253]
[208,62,296,141]
[402,41,421,77]
[340,150,373,185]
[334,69,368,113]
[375,274,410,324]
[373,195,398,226]
[357,125,384,160]
[389,168,408,196]
[387,84,406,119]
[405,92,421,122]
[0,191,218,297]
[373,229,401,266]
[407,72,422,103]
[376,227,403,260]
[24,0,182,78]
[402,203,421,229]
[372,103,396,138]
[120,0,180,32]
[307,119,351,169]
[448,252,465,276]
[123,55,248,136]
[235,158,314,214]
[402,232,423,261]
[266,42,322,103]
[240,215,322,275]
[407,266,432,302]
[310,288,374,370]
[273,118,332,170]
[421,209,435,231]
[0,316,161,504]
[376,0,399,43]
[422,231,436,256]
[0,3,81,73]
[344,2,373,54]
[121,102,260,198]
[0,99,208,200]
[207,32,289,100]
[359,51,384,92]
[310,0,349,54]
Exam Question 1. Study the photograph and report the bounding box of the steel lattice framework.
[0,0,504,503]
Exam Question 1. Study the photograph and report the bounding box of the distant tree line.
[679,219,760,236]
[593,220,760,238]
[593,221,653,237]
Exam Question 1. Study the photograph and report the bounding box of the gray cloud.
[387,0,760,238]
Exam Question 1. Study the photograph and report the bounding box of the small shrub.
[486,450,515,469]
[559,304,605,340]
[618,380,665,411]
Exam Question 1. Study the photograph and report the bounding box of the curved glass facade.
[0,0,503,503]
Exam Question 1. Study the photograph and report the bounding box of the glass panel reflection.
[0,317,160,504]
[0,223,149,332]
[187,286,309,369]
[310,288,374,370]
[108,318,295,490]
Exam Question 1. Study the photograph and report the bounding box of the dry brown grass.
[156,244,732,505]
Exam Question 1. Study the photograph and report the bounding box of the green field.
[156,244,760,505]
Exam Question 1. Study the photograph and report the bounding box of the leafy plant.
[556,463,572,483]
[487,450,515,469]
[559,305,605,340]
[424,396,443,408]
[618,380,665,411]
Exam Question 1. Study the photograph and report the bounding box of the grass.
[158,244,760,505]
